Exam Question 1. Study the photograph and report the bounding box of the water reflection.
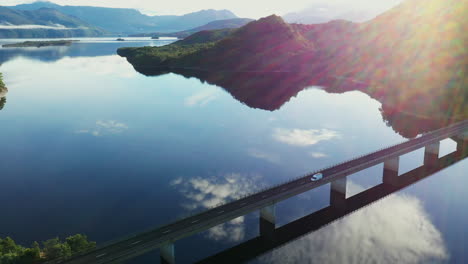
[380,104,464,139]
[127,68,466,138]
[272,128,340,147]
[0,39,174,64]
[75,120,129,137]
[0,86,7,111]
[258,182,448,264]
[171,173,264,242]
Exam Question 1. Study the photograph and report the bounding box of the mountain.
[119,15,314,71]
[8,1,238,34]
[119,0,467,120]
[130,18,254,38]
[283,1,403,24]
[0,6,106,38]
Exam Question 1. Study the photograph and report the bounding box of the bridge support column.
[330,177,347,210]
[383,156,399,186]
[260,204,276,239]
[424,141,440,167]
[160,243,175,264]
[454,131,468,155]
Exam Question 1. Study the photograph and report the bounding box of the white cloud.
[184,89,219,107]
[171,173,263,242]
[309,152,328,158]
[273,128,340,147]
[0,23,80,30]
[259,182,449,264]
[75,120,128,136]
[247,148,280,164]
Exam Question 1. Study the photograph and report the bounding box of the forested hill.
[130,18,254,38]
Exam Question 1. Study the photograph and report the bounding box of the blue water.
[0,38,466,263]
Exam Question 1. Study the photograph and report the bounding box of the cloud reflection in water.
[273,128,340,147]
[75,120,128,136]
[257,182,448,264]
[171,173,263,242]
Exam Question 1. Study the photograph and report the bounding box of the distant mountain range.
[6,1,239,34]
[0,6,106,38]
[130,18,254,38]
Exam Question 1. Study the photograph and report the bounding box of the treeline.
[0,234,96,264]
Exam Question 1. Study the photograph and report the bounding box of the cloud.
[258,182,449,264]
[75,120,128,136]
[247,148,280,164]
[0,23,80,30]
[309,152,328,158]
[184,89,219,107]
[273,128,340,147]
[171,173,263,242]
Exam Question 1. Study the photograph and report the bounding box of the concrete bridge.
[56,120,468,264]
[197,146,468,263]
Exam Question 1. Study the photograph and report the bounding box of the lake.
[0,38,466,263]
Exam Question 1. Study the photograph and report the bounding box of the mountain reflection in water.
[127,67,467,138]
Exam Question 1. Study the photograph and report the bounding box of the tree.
[0,73,5,89]
[42,238,71,260]
[0,237,20,254]
[65,234,96,254]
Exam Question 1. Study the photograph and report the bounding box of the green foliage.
[0,234,96,264]
[65,234,96,254]
[42,238,71,260]
[0,73,5,89]
[0,237,21,255]
[118,41,217,67]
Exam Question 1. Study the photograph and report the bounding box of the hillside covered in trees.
[0,234,95,263]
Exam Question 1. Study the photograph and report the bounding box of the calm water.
[0,38,466,263]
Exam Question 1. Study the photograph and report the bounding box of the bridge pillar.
[330,177,347,210]
[260,204,276,239]
[160,243,175,264]
[424,141,440,167]
[453,131,468,155]
[383,156,399,186]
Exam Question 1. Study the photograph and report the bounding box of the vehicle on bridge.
[311,173,323,181]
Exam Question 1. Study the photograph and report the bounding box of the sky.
[1,0,404,18]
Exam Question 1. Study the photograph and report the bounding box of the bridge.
[197,146,468,263]
[55,120,468,264]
